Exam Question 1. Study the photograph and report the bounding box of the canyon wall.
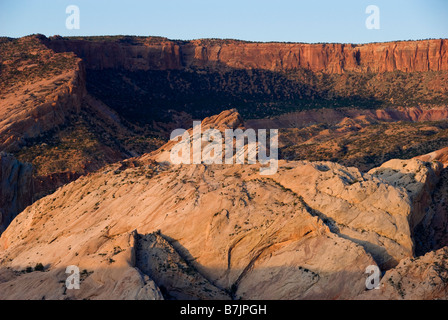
[46,37,448,73]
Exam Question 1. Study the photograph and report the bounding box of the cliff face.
[0,65,86,152]
[44,36,448,123]
[0,36,86,153]
[47,37,448,73]
[182,39,448,73]
[0,153,33,233]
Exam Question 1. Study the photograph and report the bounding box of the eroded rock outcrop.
[0,36,86,153]
[135,231,230,300]
[412,150,448,256]
[359,246,448,300]
[368,159,443,231]
[0,231,163,300]
[0,157,378,299]
[0,110,444,300]
[415,147,448,165]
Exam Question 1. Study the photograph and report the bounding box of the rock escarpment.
[359,246,448,300]
[0,65,86,152]
[412,148,448,256]
[43,35,448,122]
[0,36,86,153]
[0,153,33,233]
[47,37,448,73]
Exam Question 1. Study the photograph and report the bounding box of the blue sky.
[0,0,447,43]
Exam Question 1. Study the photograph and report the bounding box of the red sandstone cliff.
[46,36,448,73]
